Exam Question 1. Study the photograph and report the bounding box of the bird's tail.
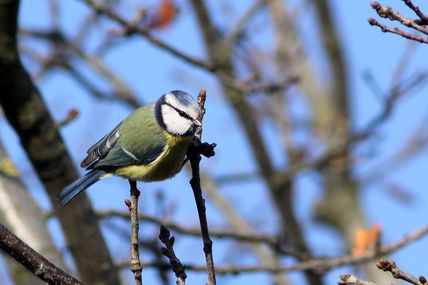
[58,170,106,206]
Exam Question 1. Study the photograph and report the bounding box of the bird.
[58,90,202,206]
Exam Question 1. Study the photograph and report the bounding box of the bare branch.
[368,1,428,44]
[0,224,83,285]
[402,0,428,25]
[187,89,217,285]
[159,225,187,285]
[0,1,120,284]
[54,109,79,128]
[80,0,213,71]
[20,28,141,108]
[98,209,281,248]
[338,274,378,285]
[224,0,268,46]
[127,180,143,285]
[116,225,428,276]
[368,18,428,44]
[376,258,423,285]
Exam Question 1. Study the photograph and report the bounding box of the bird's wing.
[88,141,166,170]
[80,123,122,168]
[85,104,167,170]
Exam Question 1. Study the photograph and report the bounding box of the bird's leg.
[126,180,143,285]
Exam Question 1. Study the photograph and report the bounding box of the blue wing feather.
[81,123,122,168]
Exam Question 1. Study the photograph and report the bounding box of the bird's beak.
[193,119,202,127]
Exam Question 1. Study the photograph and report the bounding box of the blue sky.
[1,0,427,284]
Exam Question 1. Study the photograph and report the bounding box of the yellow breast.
[113,134,193,182]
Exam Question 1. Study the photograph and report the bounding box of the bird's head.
[155,90,202,136]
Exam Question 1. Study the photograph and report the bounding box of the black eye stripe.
[165,103,192,120]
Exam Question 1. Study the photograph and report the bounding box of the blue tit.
[58,90,202,206]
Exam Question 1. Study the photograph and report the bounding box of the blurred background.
[0,0,427,284]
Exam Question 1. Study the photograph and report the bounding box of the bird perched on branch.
[58,90,201,206]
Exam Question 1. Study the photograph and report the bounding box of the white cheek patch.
[161,105,192,135]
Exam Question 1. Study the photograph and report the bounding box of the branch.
[187,89,217,285]
[127,180,143,285]
[0,1,120,284]
[339,274,378,285]
[98,210,281,248]
[75,0,291,99]
[368,18,428,44]
[219,72,299,95]
[224,0,268,46]
[370,2,428,35]
[368,1,428,44]
[118,226,428,275]
[402,0,428,25]
[376,258,423,285]
[0,224,83,285]
[191,1,322,284]
[277,59,419,185]
[80,0,213,71]
[340,258,428,285]
[20,28,142,109]
[159,225,187,285]
[314,0,350,131]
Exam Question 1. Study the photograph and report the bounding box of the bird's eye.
[178,110,186,117]
[168,103,191,119]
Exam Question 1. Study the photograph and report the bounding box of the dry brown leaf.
[149,0,177,29]
[351,224,381,256]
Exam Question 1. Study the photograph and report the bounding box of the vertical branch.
[188,89,216,285]
[127,180,143,285]
[189,158,216,285]
[312,0,388,283]
[313,0,350,141]
[190,1,323,284]
[199,170,290,285]
[0,1,121,284]
[312,0,361,241]
[267,5,323,283]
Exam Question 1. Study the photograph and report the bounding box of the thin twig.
[98,209,281,248]
[276,61,417,185]
[159,225,187,285]
[80,0,213,71]
[20,28,141,108]
[376,258,423,285]
[0,224,83,285]
[370,2,428,35]
[224,0,269,46]
[187,89,216,285]
[54,108,79,129]
[368,1,428,44]
[403,0,428,24]
[368,18,428,44]
[117,225,428,275]
[127,180,143,285]
[79,0,274,97]
[219,72,299,95]
[338,274,378,285]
